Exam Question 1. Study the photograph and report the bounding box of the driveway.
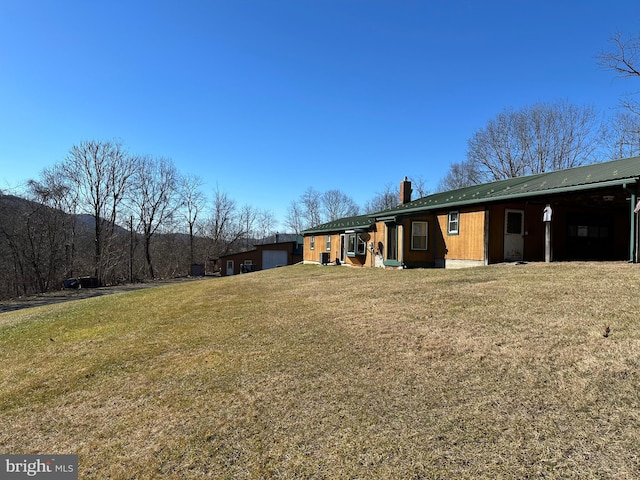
[0,277,211,314]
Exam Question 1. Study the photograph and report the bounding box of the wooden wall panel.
[437,209,486,261]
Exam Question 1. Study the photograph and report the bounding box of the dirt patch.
[0,277,213,314]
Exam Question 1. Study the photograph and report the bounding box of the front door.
[340,234,346,264]
[504,209,525,261]
[226,260,234,276]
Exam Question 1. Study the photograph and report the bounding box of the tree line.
[0,140,282,298]
[0,139,423,299]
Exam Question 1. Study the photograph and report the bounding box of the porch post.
[484,209,490,265]
[630,192,637,263]
[545,222,552,263]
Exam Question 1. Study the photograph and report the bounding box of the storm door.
[504,209,525,261]
[387,223,397,261]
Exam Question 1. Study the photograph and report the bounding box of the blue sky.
[1,1,638,228]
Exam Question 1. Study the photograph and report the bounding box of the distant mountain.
[0,194,41,211]
[0,194,129,235]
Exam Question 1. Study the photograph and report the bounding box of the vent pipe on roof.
[400,176,412,205]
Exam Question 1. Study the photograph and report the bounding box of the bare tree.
[28,169,80,277]
[284,200,305,235]
[239,204,258,250]
[178,173,206,269]
[438,160,482,191]
[58,140,136,283]
[21,198,63,292]
[302,187,323,228]
[364,184,397,213]
[255,209,278,242]
[606,111,640,159]
[285,187,323,231]
[598,33,640,115]
[205,187,245,258]
[130,156,180,279]
[362,177,430,213]
[0,188,82,296]
[0,196,30,297]
[408,175,430,199]
[322,189,359,221]
[288,187,359,229]
[465,101,604,183]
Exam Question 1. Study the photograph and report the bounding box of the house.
[220,235,304,276]
[302,156,640,268]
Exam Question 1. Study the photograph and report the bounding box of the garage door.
[262,250,288,270]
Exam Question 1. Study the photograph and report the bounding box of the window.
[357,236,367,256]
[310,236,315,250]
[448,212,459,235]
[241,260,254,273]
[411,221,428,250]
[326,235,331,251]
[347,234,356,255]
[346,233,367,257]
[506,211,523,234]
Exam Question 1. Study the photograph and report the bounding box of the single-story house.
[302,156,640,268]
[220,235,303,276]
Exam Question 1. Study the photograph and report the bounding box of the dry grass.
[1,262,639,478]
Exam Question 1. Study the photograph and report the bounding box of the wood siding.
[437,209,486,261]
[488,203,543,263]
[303,182,636,269]
[304,232,373,267]
[401,215,435,267]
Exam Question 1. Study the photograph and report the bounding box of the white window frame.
[448,211,459,235]
[411,221,428,250]
[310,235,315,250]
[326,235,331,251]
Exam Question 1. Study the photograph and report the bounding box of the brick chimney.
[399,176,412,205]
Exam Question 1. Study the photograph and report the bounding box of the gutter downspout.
[624,182,638,263]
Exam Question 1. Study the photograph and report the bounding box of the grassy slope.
[1,263,639,479]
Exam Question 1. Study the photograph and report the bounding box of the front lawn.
[1,263,639,478]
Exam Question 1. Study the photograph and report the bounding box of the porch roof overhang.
[375,215,398,223]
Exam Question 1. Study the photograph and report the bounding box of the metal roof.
[303,156,640,234]
[375,156,640,217]
[302,214,374,235]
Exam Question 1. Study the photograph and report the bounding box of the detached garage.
[262,250,288,270]
[219,236,303,276]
